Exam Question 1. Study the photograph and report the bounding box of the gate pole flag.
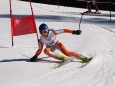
[9,0,39,47]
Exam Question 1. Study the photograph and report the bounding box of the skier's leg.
[84,2,92,13]
[87,2,91,11]
[95,4,98,11]
[44,47,57,59]
[56,40,80,58]
[44,47,68,62]
[56,40,90,62]
[93,3,100,14]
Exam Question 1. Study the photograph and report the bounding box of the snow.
[0,0,115,86]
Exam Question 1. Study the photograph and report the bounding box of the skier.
[84,0,101,14]
[30,23,91,63]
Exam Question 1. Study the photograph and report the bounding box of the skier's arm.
[50,29,82,35]
[35,40,44,56]
[30,40,44,62]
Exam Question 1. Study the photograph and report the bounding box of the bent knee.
[44,48,51,55]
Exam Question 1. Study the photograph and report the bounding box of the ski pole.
[79,13,84,30]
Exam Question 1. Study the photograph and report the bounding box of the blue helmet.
[39,23,48,33]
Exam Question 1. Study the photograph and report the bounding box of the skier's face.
[41,30,48,37]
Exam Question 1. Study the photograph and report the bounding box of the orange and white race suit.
[35,29,81,59]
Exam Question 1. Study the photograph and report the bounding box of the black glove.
[30,55,37,62]
[72,30,82,35]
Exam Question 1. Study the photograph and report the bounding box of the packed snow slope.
[0,0,115,86]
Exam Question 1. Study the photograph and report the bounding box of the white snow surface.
[0,0,115,86]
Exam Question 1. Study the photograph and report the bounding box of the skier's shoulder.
[48,29,56,35]
[40,35,44,41]
[49,28,55,32]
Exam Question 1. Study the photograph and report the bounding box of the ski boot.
[84,10,93,14]
[30,55,37,62]
[94,11,101,14]
[57,55,68,62]
[79,55,91,63]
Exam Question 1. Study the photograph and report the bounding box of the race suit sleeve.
[35,40,44,56]
[50,29,73,35]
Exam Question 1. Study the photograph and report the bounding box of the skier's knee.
[44,48,50,55]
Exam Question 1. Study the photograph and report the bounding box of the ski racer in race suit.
[30,23,91,62]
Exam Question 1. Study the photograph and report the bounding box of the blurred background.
[20,0,115,11]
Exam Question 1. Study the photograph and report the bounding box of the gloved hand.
[30,55,37,62]
[72,30,82,35]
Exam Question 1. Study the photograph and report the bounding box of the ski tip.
[54,63,60,69]
[79,57,93,68]
[89,57,93,61]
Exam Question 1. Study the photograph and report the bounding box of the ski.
[54,57,74,68]
[81,12,101,15]
[79,58,93,68]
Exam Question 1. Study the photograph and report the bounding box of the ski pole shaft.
[79,13,84,30]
